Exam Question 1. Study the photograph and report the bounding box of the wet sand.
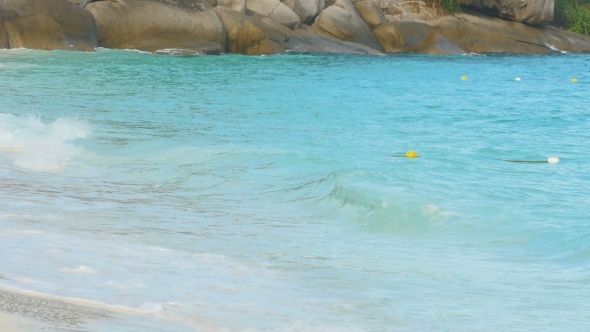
[0,287,196,331]
[0,288,110,331]
[0,312,31,332]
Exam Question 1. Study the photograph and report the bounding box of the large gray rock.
[286,28,383,54]
[215,6,289,54]
[419,30,465,54]
[0,24,6,49]
[246,0,301,29]
[431,13,552,54]
[354,0,387,31]
[428,12,590,53]
[379,0,439,22]
[311,0,382,50]
[86,0,226,54]
[375,21,431,53]
[373,11,590,55]
[465,0,553,24]
[0,2,17,20]
[3,14,70,50]
[374,21,463,54]
[263,15,382,54]
[541,26,590,53]
[281,0,324,25]
[0,3,17,48]
[217,0,246,13]
[215,6,382,55]
[0,0,97,51]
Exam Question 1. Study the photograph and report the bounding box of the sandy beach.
[0,312,32,332]
[0,288,109,332]
[0,287,196,331]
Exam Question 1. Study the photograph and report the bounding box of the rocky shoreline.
[1,0,590,55]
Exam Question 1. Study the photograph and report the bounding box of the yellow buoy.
[572,78,578,83]
[405,151,419,158]
[461,76,468,81]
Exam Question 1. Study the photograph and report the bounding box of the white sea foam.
[62,265,96,275]
[423,204,455,217]
[222,321,365,332]
[148,246,172,252]
[0,113,90,171]
[273,322,365,332]
[38,249,65,255]
[105,282,130,289]
[0,282,157,315]
[544,42,567,54]
[2,48,31,52]
[111,48,152,55]
[0,63,36,70]
[3,276,42,285]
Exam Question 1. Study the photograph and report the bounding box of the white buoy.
[547,157,559,164]
[515,77,521,81]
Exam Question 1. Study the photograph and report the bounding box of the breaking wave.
[267,169,456,235]
[0,113,90,172]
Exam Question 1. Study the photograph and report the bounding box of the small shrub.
[555,0,590,35]
[440,0,462,13]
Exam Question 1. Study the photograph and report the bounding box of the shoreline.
[0,285,201,332]
[1,46,585,57]
[0,287,105,332]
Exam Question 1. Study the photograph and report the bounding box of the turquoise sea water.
[0,49,589,331]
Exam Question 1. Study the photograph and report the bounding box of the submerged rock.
[0,0,97,51]
[86,0,226,54]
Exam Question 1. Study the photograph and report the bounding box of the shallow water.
[0,49,589,331]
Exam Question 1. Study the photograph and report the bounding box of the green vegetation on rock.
[555,0,590,35]
[439,0,462,13]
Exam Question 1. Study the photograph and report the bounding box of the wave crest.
[0,113,90,172]
[273,170,454,235]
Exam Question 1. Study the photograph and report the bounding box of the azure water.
[0,49,589,331]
